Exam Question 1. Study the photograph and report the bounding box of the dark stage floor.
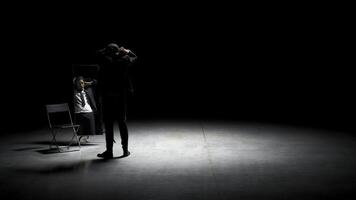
[1,120,356,200]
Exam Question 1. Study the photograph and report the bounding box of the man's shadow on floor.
[12,155,130,175]
[12,141,101,154]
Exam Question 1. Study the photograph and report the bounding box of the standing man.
[97,43,137,159]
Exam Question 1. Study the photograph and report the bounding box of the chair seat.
[53,124,80,129]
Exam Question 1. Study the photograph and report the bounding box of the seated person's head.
[74,76,85,90]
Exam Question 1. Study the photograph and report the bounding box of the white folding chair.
[45,103,81,152]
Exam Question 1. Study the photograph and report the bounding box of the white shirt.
[74,90,93,113]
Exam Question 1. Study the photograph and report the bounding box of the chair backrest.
[45,103,74,128]
[46,103,70,113]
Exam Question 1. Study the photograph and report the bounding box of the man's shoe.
[82,136,90,143]
[97,151,113,159]
[123,151,131,157]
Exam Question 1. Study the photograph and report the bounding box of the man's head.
[107,43,120,52]
[74,76,85,90]
[98,43,129,57]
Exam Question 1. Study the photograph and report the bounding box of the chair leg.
[75,127,81,149]
[50,129,60,152]
[67,126,81,150]
[50,130,54,149]
[67,134,77,148]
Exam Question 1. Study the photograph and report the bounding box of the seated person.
[73,76,97,142]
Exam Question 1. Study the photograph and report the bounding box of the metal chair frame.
[45,103,81,152]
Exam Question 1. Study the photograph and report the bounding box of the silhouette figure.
[96,43,137,159]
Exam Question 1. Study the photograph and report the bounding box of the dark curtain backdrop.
[1,5,354,133]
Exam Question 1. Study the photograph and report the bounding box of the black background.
[1,4,354,133]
